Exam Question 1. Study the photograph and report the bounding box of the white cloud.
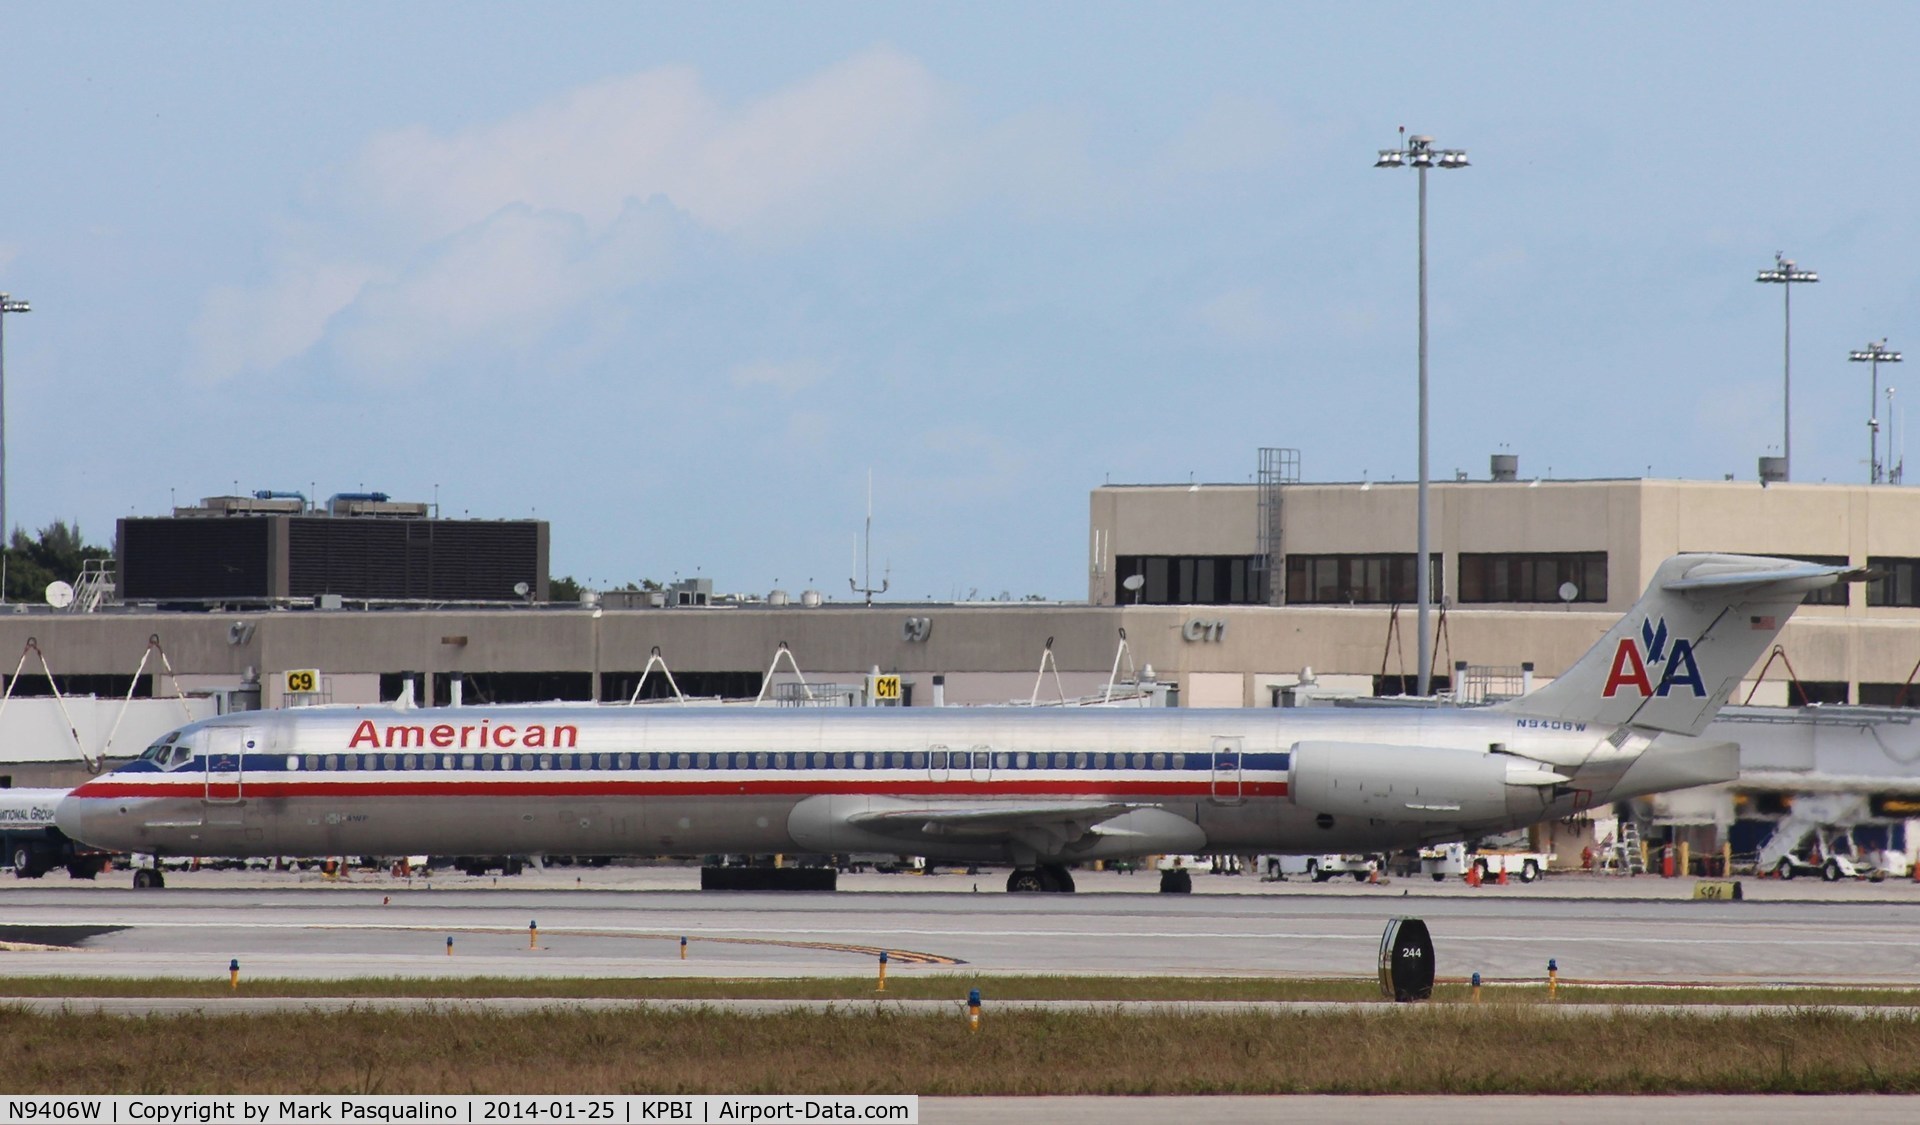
[185,49,1298,387]
[730,359,832,395]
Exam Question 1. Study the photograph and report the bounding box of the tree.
[3,521,111,603]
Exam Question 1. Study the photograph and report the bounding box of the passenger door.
[203,727,255,805]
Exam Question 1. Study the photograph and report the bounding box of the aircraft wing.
[846,801,1146,852]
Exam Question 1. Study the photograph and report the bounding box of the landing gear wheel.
[132,867,165,889]
[1822,860,1843,882]
[1039,864,1076,893]
[1006,868,1047,893]
[1520,860,1540,884]
[1776,858,1796,880]
[1158,868,1193,894]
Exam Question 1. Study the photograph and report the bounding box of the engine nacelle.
[1288,741,1567,824]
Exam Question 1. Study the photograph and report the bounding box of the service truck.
[1259,854,1380,883]
[0,788,112,879]
[1420,842,1554,883]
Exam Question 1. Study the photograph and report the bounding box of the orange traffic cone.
[1368,867,1380,885]
[1496,866,1509,886]
[1465,864,1481,888]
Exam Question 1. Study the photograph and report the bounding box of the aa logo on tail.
[1602,617,1705,698]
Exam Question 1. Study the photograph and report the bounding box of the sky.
[3,4,1919,600]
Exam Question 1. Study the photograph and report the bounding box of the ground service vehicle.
[1420,842,1554,882]
[1,788,112,879]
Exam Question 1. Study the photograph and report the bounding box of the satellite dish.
[1122,575,1146,592]
[44,581,73,609]
[513,581,531,598]
[1558,581,1579,603]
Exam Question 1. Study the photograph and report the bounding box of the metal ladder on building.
[1255,447,1300,605]
[70,559,115,613]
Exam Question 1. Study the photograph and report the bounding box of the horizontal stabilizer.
[1662,561,1870,593]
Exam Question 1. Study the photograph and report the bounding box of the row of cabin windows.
[290,750,1200,772]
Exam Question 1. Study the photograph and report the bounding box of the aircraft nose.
[55,790,106,850]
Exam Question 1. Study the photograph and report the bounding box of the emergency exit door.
[1210,736,1245,805]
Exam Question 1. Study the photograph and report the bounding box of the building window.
[1867,557,1920,607]
[1284,554,1440,605]
[1856,683,1920,708]
[1114,555,1267,605]
[1789,681,1850,706]
[1457,552,1607,604]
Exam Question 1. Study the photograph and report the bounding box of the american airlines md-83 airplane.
[58,554,1856,891]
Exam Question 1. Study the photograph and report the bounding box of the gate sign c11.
[874,675,902,701]
[284,669,321,694]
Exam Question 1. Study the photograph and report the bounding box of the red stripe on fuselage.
[73,779,1287,800]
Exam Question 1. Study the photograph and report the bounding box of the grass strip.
[4,1006,1920,1095]
[0,974,1917,1007]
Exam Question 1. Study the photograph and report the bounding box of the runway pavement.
[2,867,1919,985]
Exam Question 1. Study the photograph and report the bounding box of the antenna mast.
[849,470,890,606]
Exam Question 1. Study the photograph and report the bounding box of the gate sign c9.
[284,669,320,694]
[874,675,902,701]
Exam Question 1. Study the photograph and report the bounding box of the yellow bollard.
[1722,841,1733,878]
[680,936,688,960]
[529,920,538,950]
[876,951,889,993]
[967,988,981,1032]
[1547,959,1559,1001]
[229,958,239,991]
[1471,972,1481,1005]
[1638,839,1650,873]
[1679,841,1690,878]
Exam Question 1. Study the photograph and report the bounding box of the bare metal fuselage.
[57,704,1729,863]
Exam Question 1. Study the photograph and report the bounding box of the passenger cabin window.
[911,752,926,769]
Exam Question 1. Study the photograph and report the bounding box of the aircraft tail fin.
[1498,554,1864,736]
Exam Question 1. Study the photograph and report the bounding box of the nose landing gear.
[133,862,166,889]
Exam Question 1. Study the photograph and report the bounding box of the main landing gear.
[1006,864,1076,893]
[133,861,166,889]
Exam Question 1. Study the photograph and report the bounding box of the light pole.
[0,293,27,543]
[1755,254,1817,481]
[1891,385,1905,485]
[1850,340,1901,484]
[1375,130,1468,696]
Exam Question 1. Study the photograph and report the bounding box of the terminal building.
[2,467,1918,868]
